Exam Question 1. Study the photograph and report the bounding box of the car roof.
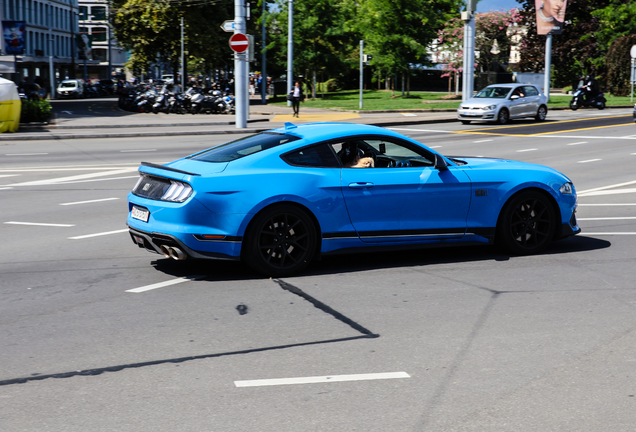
[268,122,403,142]
[485,83,535,88]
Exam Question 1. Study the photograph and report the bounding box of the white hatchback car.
[458,84,548,125]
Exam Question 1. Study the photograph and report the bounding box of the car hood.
[451,156,570,179]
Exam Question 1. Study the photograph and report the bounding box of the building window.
[91,6,106,21]
[79,5,88,21]
[91,27,107,42]
[92,48,107,62]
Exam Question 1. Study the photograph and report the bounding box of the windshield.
[60,82,78,88]
[474,87,511,99]
[189,132,300,163]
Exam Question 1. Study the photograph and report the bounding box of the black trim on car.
[141,161,200,176]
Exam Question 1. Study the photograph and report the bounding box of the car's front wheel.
[497,190,556,255]
[243,204,317,277]
[496,108,509,125]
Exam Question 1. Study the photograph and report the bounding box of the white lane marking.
[0,175,20,178]
[517,148,537,152]
[56,175,139,185]
[126,275,205,293]
[68,229,129,240]
[579,188,636,197]
[430,145,442,148]
[473,139,493,143]
[234,372,411,388]
[578,203,636,206]
[3,168,137,187]
[120,149,157,153]
[578,159,602,164]
[567,141,587,146]
[578,180,636,195]
[60,197,120,206]
[388,127,452,133]
[0,165,140,173]
[539,135,636,140]
[5,153,49,156]
[5,221,75,227]
[0,187,13,190]
[401,113,417,117]
[578,217,636,221]
[584,232,636,235]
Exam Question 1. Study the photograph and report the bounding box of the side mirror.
[510,95,520,100]
[434,154,449,171]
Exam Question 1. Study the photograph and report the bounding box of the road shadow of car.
[150,235,610,281]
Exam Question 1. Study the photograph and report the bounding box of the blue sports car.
[127,123,580,276]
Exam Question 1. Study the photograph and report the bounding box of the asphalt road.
[1,113,635,431]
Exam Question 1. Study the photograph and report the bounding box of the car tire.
[497,190,556,255]
[242,204,317,277]
[535,105,547,121]
[461,120,471,125]
[496,109,509,125]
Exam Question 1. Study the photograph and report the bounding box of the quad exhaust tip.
[159,245,187,260]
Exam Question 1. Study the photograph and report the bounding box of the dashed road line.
[5,221,75,227]
[567,141,587,146]
[235,372,411,388]
[60,197,120,206]
[68,229,129,240]
[125,275,206,293]
[578,159,602,164]
[517,148,537,152]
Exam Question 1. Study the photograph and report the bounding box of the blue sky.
[476,0,521,13]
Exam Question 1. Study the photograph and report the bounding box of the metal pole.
[261,0,267,105]
[235,0,247,128]
[359,40,363,110]
[181,17,185,90]
[631,58,634,103]
[544,34,552,102]
[49,28,55,99]
[107,25,112,80]
[465,16,475,99]
[287,0,293,107]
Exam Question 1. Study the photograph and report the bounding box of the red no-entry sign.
[229,33,249,53]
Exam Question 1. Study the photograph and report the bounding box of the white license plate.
[131,206,150,222]
[462,111,478,116]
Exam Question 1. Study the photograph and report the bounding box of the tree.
[109,0,233,77]
[516,0,604,88]
[353,0,461,95]
[435,10,522,90]
[605,34,636,96]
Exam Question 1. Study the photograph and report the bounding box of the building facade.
[0,0,126,93]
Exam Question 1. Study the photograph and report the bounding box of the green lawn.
[272,89,634,111]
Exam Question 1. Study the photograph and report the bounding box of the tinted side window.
[283,144,340,168]
[524,86,538,96]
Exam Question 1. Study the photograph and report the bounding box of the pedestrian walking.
[289,81,304,117]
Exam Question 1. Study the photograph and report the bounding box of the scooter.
[569,88,606,110]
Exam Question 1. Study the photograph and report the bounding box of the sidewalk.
[0,98,459,141]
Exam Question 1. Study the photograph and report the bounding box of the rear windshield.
[188,132,300,163]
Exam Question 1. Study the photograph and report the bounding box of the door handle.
[348,182,374,188]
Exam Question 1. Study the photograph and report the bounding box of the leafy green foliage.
[605,34,636,96]
[20,99,52,123]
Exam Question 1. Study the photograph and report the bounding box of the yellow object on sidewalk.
[0,78,21,132]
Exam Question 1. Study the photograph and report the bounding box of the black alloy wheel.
[496,108,509,125]
[497,191,556,255]
[243,205,317,277]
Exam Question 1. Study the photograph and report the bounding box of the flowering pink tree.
[435,10,523,91]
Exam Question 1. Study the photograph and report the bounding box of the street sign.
[229,33,249,53]
[221,20,235,32]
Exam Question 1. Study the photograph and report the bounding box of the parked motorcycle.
[569,88,606,110]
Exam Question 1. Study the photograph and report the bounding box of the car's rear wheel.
[535,105,547,121]
[461,120,471,125]
[243,204,317,277]
[496,108,509,125]
[497,190,556,255]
